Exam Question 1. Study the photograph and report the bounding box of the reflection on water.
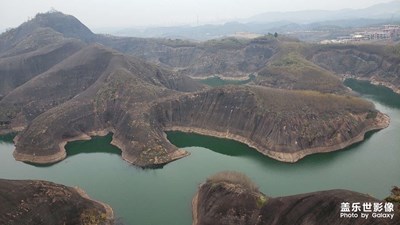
[0,133,15,143]
[198,74,255,87]
[168,131,252,157]
[166,126,386,181]
[167,129,377,169]
[66,133,121,157]
[344,79,400,109]
[24,134,122,168]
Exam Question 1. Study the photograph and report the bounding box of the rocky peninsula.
[193,172,400,225]
[0,11,395,167]
[0,179,113,225]
[155,86,389,163]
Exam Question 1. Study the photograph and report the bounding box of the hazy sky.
[0,0,395,30]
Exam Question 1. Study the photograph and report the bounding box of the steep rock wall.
[152,86,389,162]
[310,45,400,93]
[11,46,202,167]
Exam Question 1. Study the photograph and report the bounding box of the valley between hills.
[0,11,399,225]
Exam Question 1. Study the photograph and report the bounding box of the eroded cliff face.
[11,44,204,167]
[0,12,393,167]
[0,44,114,130]
[256,50,348,94]
[0,38,84,97]
[98,36,280,78]
[152,86,389,162]
[310,45,400,93]
[99,33,400,94]
[1,45,389,167]
[193,172,400,225]
[0,179,113,225]
[11,81,389,166]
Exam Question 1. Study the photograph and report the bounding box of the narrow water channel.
[0,79,399,225]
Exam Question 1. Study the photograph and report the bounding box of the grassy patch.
[80,209,107,225]
[256,194,268,208]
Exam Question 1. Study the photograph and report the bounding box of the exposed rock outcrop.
[9,44,204,167]
[0,11,393,167]
[193,172,400,225]
[97,36,280,78]
[98,29,400,94]
[0,44,115,127]
[256,50,347,94]
[6,12,398,95]
[152,86,389,163]
[11,83,388,166]
[310,44,400,94]
[0,179,113,225]
[0,38,84,97]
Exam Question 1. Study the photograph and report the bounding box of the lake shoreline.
[190,74,253,81]
[13,128,190,168]
[1,79,399,225]
[164,112,390,163]
[74,186,115,221]
[340,75,400,95]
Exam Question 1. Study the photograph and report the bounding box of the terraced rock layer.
[9,44,204,167]
[153,86,389,162]
[0,11,393,167]
[310,44,400,94]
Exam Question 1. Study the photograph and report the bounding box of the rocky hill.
[152,86,388,162]
[0,34,84,97]
[0,11,393,167]
[255,42,347,93]
[98,32,400,94]
[98,36,280,77]
[9,80,388,166]
[0,179,113,225]
[308,44,400,94]
[6,44,204,166]
[0,10,398,225]
[193,172,400,225]
[4,11,398,94]
[0,11,94,54]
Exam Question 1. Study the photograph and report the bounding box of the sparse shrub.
[366,110,378,119]
[80,209,107,225]
[206,171,259,192]
[385,186,400,203]
[256,194,268,208]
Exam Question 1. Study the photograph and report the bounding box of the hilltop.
[3,11,399,93]
[95,28,400,94]
[0,11,94,53]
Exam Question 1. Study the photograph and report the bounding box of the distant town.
[321,24,400,44]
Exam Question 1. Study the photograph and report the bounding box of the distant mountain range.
[110,1,400,40]
[245,0,400,24]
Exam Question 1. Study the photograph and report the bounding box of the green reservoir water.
[0,79,399,225]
